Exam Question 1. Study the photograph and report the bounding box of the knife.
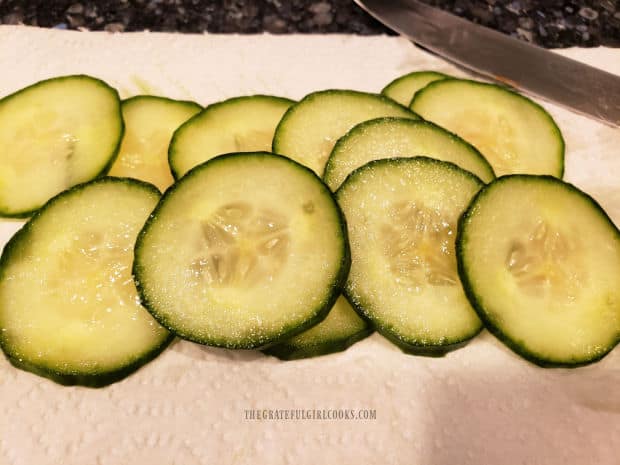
[355,0,620,127]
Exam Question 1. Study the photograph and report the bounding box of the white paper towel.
[0,26,618,465]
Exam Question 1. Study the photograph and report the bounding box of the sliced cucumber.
[134,152,349,349]
[109,96,201,191]
[263,296,372,360]
[324,117,495,190]
[381,71,449,107]
[457,175,620,367]
[411,79,564,177]
[272,90,418,175]
[0,75,123,217]
[337,157,484,355]
[0,178,172,387]
[169,95,294,179]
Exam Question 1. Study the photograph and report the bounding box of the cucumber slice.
[457,175,620,367]
[324,117,495,190]
[381,71,449,107]
[169,95,294,179]
[263,296,372,360]
[337,157,484,355]
[0,178,172,387]
[272,90,418,175]
[109,96,201,191]
[0,75,123,217]
[411,79,564,177]
[134,152,349,349]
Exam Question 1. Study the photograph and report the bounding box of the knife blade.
[355,0,620,127]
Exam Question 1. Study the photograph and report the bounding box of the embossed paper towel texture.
[0,26,619,465]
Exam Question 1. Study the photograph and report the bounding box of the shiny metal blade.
[355,0,620,127]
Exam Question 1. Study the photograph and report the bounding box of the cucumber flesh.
[273,89,418,175]
[457,175,620,367]
[381,71,449,107]
[0,178,172,386]
[0,75,123,217]
[264,296,372,360]
[109,96,201,191]
[134,152,349,349]
[324,117,495,190]
[411,79,564,177]
[337,157,484,354]
[169,95,294,179]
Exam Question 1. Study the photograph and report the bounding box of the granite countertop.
[0,1,619,48]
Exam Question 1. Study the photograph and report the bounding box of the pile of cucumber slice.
[0,70,617,387]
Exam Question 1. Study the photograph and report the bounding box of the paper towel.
[0,26,618,465]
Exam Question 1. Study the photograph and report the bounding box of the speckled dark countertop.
[1,1,619,48]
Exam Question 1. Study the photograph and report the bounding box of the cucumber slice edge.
[262,326,373,360]
[323,116,496,184]
[456,174,620,368]
[0,74,125,218]
[1,335,175,388]
[411,78,566,179]
[169,94,295,180]
[380,70,450,106]
[337,156,485,355]
[134,151,352,349]
[0,176,174,387]
[122,94,202,112]
[272,88,420,154]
